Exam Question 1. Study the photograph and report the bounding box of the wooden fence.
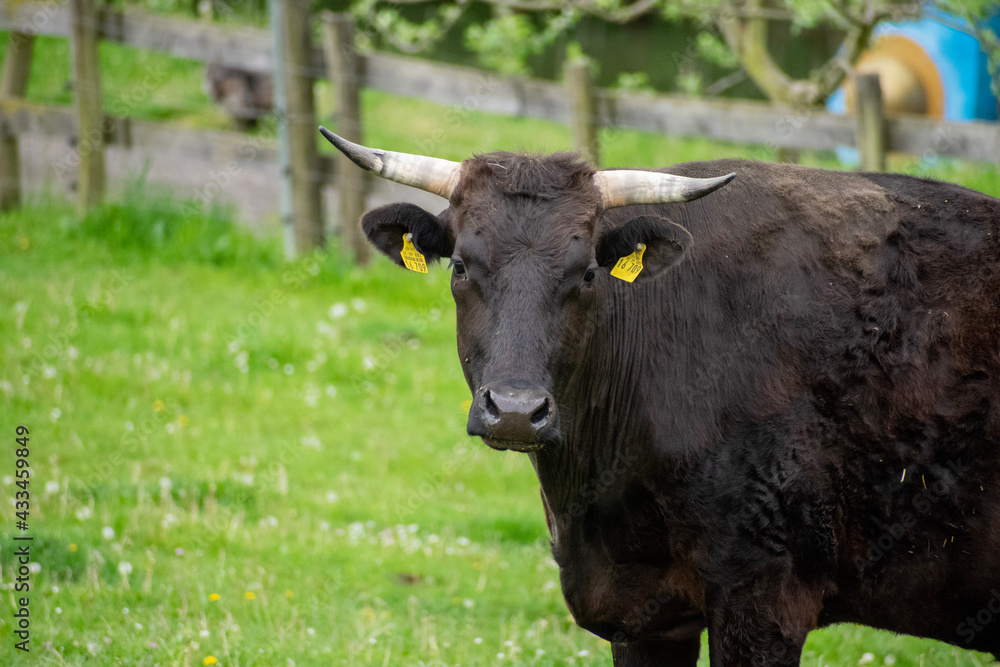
[2,1,999,257]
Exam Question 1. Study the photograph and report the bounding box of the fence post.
[0,33,34,212]
[70,0,106,215]
[268,0,295,259]
[855,73,887,172]
[565,57,599,166]
[281,0,324,255]
[320,11,370,266]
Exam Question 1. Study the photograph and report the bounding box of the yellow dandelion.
[19,237,29,250]
[153,400,165,412]
[203,657,218,666]
[69,543,78,552]
[284,589,294,599]
[452,596,462,604]
[461,399,472,415]
[209,593,220,602]
[244,591,256,600]
[179,415,189,427]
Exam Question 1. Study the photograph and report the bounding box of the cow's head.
[320,128,733,453]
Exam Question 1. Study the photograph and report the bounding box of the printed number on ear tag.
[401,233,428,273]
[610,243,646,282]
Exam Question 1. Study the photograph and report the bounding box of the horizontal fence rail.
[3,2,999,163]
[0,97,439,226]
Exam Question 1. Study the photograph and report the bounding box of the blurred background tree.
[105,0,1000,110]
[342,0,931,107]
[936,0,1000,102]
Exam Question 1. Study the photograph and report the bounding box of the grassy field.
[2,28,1000,667]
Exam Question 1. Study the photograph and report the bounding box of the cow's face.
[319,130,732,452]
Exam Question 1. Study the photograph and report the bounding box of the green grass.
[1,25,1000,667]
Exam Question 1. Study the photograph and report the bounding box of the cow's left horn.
[319,127,461,200]
[594,169,736,209]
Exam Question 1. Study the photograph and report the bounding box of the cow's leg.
[705,577,819,667]
[611,637,701,667]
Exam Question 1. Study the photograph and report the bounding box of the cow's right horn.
[319,127,461,200]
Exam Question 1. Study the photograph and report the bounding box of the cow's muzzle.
[467,380,559,452]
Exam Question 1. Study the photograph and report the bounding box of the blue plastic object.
[827,6,999,122]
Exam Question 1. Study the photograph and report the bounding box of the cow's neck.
[530,282,682,554]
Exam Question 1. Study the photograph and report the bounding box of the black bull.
[322,129,1000,667]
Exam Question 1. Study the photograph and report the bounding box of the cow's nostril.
[483,390,501,424]
[530,399,550,428]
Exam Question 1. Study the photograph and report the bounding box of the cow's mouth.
[482,437,545,453]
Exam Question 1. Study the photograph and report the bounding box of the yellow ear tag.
[610,242,646,282]
[400,233,428,273]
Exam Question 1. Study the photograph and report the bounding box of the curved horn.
[319,127,461,199]
[594,169,736,209]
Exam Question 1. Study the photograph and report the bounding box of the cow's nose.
[468,381,558,451]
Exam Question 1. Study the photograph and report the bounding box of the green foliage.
[676,71,704,96]
[351,0,465,54]
[347,0,913,103]
[935,0,1000,100]
[696,30,738,69]
[464,9,540,75]
[615,71,655,93]
[463,6,580,76]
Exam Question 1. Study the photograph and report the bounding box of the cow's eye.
[583,267,597,285]
[452,259,466,277]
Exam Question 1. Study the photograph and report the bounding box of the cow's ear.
[595,215,693,283]
[361,203,454,268]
